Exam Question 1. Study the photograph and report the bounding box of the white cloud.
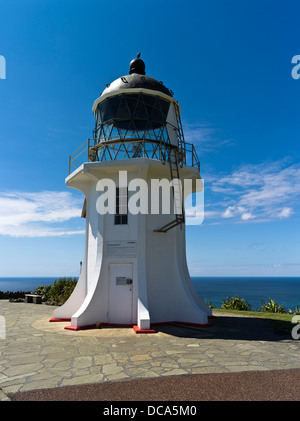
[0,191,84,237]
[182,122,232,153]
[240,212,255,221]
[222,205,255,221]
[278,207,293,218]
[209,160,300,223]
[222,206,235,218]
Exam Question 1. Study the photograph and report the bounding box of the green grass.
[213,307,293,320]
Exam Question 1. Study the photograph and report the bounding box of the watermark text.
[291,55,300,80]
[95,171,204,225]
[0,55,6,79]
[291,315,300,340]
[0,316,6,339]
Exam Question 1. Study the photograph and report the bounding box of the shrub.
[32,277,77,305]
[205,299,216,309]
[260,298,287,314]
[200,297,216,309]
[294,305,300,315]
[221,295,252,311]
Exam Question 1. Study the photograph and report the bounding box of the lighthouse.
[51,55,212,332]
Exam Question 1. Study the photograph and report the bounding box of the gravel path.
[8,369,300,401]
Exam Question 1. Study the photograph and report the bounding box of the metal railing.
[68,138,91,174]
[69,137,200,174]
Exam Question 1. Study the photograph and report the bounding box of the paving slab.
[0,300,300,399]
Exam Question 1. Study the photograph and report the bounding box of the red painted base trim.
[49,317,71,322]
[133,325,156,334]
[64,323,96,331]
[62,319,214,332]
[64,325,79,331]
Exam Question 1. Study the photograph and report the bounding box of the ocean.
[0,278,63,293]
[192,277,300,311]
[0,276,299,312]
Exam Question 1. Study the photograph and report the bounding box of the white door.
[108,263,133,324]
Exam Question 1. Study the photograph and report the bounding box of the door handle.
[126,278,133,285]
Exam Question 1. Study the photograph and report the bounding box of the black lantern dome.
[92,54,176,139]
[129,53,146,75]
[99,54,173,99]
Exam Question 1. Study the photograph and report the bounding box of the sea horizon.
[0,276,299,311]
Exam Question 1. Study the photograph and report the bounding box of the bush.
[200,297,216,309]
[260,298,287,314]
[221,295,252,311]
[32,277,77,305]
[293,305,300,315]
[32,285,52,302]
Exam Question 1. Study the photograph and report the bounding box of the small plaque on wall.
[116,277,127,285]
[105,240,137,257]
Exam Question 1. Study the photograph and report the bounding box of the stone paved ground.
[0,300,300,399]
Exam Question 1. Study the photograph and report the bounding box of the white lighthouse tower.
[51,55,212,332]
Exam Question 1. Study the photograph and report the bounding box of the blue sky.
[0,0,299,277]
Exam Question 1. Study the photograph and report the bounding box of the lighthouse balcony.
[68,136,200,175]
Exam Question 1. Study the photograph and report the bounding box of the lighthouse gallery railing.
[68,136,200,175]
